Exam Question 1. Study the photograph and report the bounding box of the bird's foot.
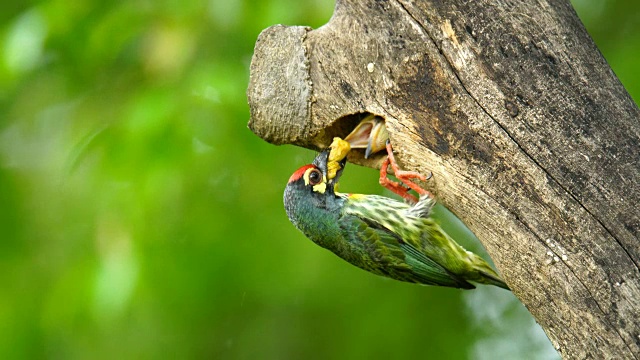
[379,141,433,204]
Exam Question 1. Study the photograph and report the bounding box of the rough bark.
[246,1,640,358]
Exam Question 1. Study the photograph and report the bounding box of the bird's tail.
[478,269,510,290]
[470,255,510,290]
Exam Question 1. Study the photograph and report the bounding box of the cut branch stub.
[247,0,640,359]
[247,25,312,147]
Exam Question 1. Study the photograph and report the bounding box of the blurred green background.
[0,0,637,359]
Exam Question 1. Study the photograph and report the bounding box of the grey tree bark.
[246,1,640,358]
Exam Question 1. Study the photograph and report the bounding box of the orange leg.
[379,141,432,204]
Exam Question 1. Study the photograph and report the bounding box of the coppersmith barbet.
[283,143,509,290]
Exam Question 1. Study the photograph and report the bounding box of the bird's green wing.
[399,240,474,289]
[338,214,474,289]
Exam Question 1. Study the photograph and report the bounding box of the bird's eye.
[308,169,322,185]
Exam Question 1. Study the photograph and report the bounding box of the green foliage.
[0,0,637,358]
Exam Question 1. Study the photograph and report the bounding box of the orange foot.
[379,141,432,204]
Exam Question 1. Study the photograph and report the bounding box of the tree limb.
[247,0,640,358]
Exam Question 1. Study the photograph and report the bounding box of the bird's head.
[286,149,347,198]
[283,149,347,240]
[283,149,347,227]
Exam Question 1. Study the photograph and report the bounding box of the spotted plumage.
[283,149,509,290]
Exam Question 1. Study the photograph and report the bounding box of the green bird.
[283,148,509,290]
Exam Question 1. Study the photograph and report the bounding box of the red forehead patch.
[288,164,316,183]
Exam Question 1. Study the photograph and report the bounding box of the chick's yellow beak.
[343,115,389,158]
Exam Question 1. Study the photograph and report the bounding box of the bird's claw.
[379,141,433,204]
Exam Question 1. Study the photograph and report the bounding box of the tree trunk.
[246,0,640,358]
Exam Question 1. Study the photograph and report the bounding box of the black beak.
[331,156,347,184]
[312,150,347,186]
